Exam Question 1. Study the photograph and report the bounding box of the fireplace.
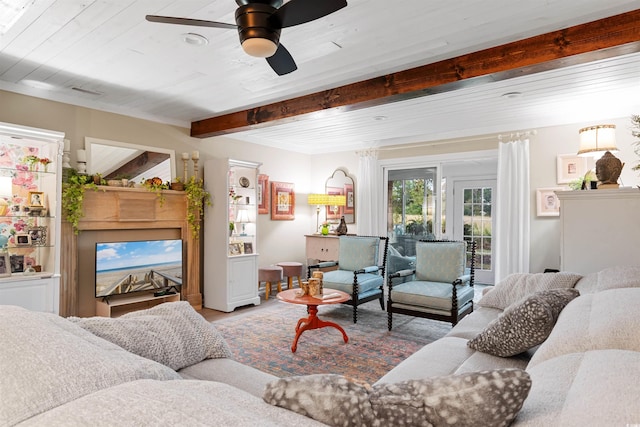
[60,187,201,317]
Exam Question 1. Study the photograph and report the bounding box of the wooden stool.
[277,261,304,290]
[258,265,283,300]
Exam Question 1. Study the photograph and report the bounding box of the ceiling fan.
[146,0,348,76]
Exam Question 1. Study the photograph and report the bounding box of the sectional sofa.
[1,265,639,426]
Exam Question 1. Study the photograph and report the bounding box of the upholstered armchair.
[387,240,476,329]
[307,236,389,323]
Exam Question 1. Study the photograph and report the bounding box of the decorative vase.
[321,224,329,236]
[336,216,348,235]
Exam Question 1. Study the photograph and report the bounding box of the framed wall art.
[536,187,564,217]
[557,154,588,184]
[257,174,269,214]
[326,186,343,220]
[27,226,47,246]
[271,181,295,220]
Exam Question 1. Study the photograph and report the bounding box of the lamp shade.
[326,195,346,207]
[578,124,617,157]
[308,194,332,205]
[236,209,250,223]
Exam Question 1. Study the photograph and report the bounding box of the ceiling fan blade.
[266,44,297,76]
[271,0,347,29]
[145,15,237,30]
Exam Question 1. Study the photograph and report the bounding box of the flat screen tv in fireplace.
[95,239,183,298]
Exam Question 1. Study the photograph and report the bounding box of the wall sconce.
[578,124,623,188]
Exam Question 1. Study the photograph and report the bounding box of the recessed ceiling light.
[502,92,523,99]
[373,115,388,121]
[20,79,56,90]
[182,33,209,46]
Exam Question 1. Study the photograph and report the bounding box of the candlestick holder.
[62,151,71,169]
[183,158,189,182]
[192,158,199,181]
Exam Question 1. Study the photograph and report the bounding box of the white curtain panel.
[495,137,530,282]
[356,149,379,236]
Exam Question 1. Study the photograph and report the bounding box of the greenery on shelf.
[141,177,169,205]
[61,169,99,234]
[184,176,211,239]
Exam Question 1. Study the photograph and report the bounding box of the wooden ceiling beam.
[191,9,640,139]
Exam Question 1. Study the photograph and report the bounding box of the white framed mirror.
[84,137,176,183]
[325,168,355,224]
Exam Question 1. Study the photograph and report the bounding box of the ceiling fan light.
[242,38,278,57]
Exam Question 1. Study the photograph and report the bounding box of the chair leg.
[287,277,293,289]
[378,294,385,310]
[353,304,358,324]
[276,280,282,293]
[388,310,393,331]
[265,282,271,300]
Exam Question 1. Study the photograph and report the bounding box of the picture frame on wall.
[557,154,588,184]
[257,174,269,214]
[271,181,295,220]
[0,253,10,277]
[27,226,47,246]
[536,187,564,217]
[326,186,343,220]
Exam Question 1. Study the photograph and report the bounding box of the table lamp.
[236,209,250,236]
[308,194,332,233]
[578,124,622,188]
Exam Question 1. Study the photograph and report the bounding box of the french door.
[453,179,496,285]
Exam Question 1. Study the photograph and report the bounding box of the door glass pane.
[462,186,493,272]
[387,167,437,272]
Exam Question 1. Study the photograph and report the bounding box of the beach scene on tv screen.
[96,239,183,298]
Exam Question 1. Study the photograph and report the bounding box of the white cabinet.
[305,235,340,263]
[557,189,640,274]
[0,122,63,314]
[203,158,261,312]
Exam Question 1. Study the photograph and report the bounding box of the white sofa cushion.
[528,287,640,367]
[0,305,180,426]
[69,301,232,371]
[18,379,326,427]
[478,272,582,310]
[517,350,640,426]
[574,265,640,294]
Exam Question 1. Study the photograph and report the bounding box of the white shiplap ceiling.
[0,0,639,154]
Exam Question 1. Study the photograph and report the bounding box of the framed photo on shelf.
[0,253,10,277]
[536,187,564,217]
[326,186,343,220]
[15,233,31,246]
[10,254,24,273]
[243,242,253,254]
[257,174,269,215]
[27,226,47,246]
[229,242,242,256]
[28,191,44,208]
[271,181,295,220]
[344,183,354,215]
[556,154,588,184]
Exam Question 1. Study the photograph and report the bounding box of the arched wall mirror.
[85,137,176,183]
[325,168,355,224]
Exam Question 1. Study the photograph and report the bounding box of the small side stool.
[258,265,283,300]
[277,262,304,290]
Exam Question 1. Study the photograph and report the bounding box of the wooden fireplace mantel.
[60,186,202,317]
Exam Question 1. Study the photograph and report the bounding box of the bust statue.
[595,151,624,186]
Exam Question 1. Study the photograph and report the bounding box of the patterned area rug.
[213,299,452,384]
